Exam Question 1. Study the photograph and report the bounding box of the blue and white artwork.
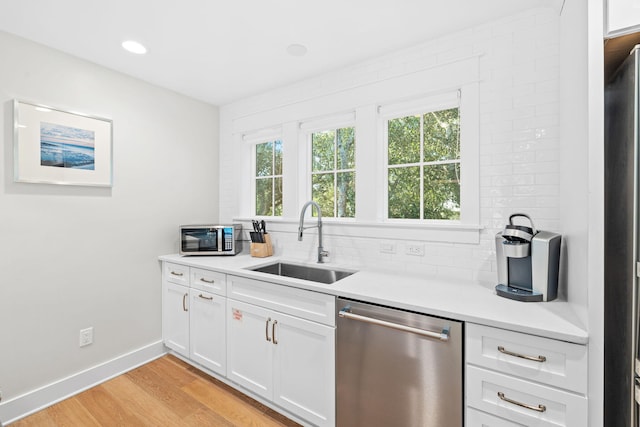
[40,122,95,170]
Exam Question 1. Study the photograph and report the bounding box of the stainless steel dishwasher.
[336,298,463,427]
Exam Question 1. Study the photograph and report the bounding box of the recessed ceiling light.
[122,40,147,55]
[286,44,307,57]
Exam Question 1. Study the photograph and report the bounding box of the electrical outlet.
[79,327,93,347]
[406,243,425,256]
[380,242,396,254]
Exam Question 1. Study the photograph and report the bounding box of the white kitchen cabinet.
[272,309,335,427]
[190,289,226,376]
[164,262,189,286]
[226,299,273,397]
[607,0,640,37]
[191,267,226,295]
[162,280,190,357]
[465,323,588,427]
[227,275,335,427]
[162,262,227,375]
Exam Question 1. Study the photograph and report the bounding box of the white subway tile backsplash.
[222,7,561,285]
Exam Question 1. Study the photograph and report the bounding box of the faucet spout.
[298,201,328,263]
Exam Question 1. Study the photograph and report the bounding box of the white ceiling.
[0,0,560,106]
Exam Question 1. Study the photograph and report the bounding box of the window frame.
[244,126,284,217]
[378,87,478,225]
[384,101,461,222]
[299,112,356,221]
[309,126,356,218]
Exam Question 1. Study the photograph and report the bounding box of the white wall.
[0,31,219,405]
[558,0,603,424]
[220,7,572,288]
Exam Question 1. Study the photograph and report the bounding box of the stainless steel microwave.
[179,224,243,256]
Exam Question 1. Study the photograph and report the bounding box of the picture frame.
[13,99,113,187]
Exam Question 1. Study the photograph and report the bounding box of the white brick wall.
[220,7,562,286]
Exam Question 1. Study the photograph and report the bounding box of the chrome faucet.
[298,200,329,263]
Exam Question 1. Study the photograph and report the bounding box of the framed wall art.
[13,99,113,187]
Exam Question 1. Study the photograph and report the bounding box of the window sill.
[233,217,483,244]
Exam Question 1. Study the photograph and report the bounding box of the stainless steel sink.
[249,262,355,284]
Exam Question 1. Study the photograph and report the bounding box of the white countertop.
[159,253,588,344]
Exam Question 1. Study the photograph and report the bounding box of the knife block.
[250,234,273,258]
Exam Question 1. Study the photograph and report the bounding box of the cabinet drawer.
[466,407,526,427]
[164,262,189,286]
[466,323,587,393]
[467,365,587,427]
[191,268,226,295]
[227,275,335,326]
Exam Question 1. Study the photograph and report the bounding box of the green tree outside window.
[311,127,355,218]
[387,108,460,220]
[255,140,283,216]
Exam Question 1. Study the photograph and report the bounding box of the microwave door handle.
[217,228,223,252]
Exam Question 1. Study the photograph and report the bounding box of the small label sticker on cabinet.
[232,308,243,321]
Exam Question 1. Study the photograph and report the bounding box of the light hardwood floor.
[11,355,301,427]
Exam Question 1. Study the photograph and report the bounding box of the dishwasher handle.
[338,308,450,342]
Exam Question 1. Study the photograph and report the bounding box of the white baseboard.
[0,341,166,425]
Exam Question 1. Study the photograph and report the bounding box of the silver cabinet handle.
[182,293,188,312]
[199,277,215,284]
[272,320,278,345]
[265,318,272,342]
[338,308,450,341]
[198,293,213,301]
[497,392,546,413]
[171,271,184,277]
[498,346,547,362]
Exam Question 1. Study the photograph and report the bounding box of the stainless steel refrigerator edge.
[336,298,463,427]
[605,44,640,427]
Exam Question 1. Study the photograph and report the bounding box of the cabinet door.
[607,0,640,36]
[162,281,189,357]
[190,290,226,376]
[226,299,273,399]
[272,311,335,427]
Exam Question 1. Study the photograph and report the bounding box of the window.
[311,127,355,218]
[387,107,460,220]
[255,140,282,216]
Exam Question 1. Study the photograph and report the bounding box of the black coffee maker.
[495,213,561,302]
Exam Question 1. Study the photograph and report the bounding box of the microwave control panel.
[223,227,233,251]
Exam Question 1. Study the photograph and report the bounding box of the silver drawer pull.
[171,271,184,277]
[338,308,449,341]
[272,320,278,345]
[199,278,215,284]
[498,346,547,362]
[265,318,272,342]
[182,293,188,312]
[497,392,546,413]
[198,294,213,300]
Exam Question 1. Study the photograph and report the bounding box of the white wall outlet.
[380,242,396,254]
[406,243,425,256]
[79,327,93,347]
